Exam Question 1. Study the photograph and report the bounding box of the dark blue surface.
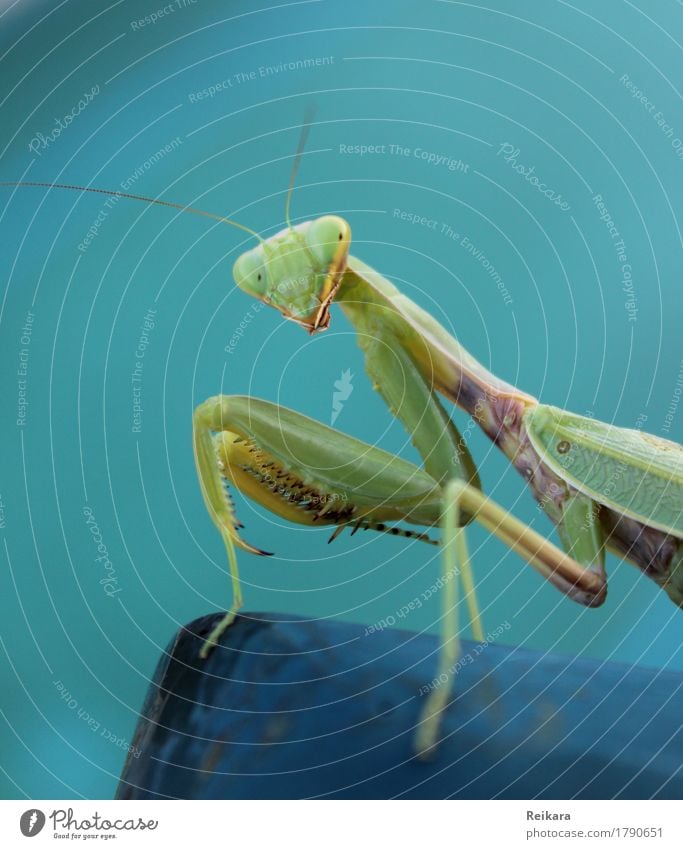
[117,613,683,799]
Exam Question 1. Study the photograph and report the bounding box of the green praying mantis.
[4,145,682,757]
[197,211,683,754]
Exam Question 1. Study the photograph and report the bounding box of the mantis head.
[232,215,351,333]
[1,118,349,334]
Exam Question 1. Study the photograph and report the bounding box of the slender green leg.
[415,480,468,757]
[413,480,609,755]
[458,528,485,644]
[456,483,605,600]
[358,334,489,750]
[354,334,591,753]
[198,533,243,659]
[193,398,257,658]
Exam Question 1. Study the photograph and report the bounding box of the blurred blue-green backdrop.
[0,0,681,798]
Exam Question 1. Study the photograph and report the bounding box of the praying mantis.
[203,211,683,752]
[4,152,682,757]
[196,193,682,753]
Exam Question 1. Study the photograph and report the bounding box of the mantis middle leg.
[354,330,606,754]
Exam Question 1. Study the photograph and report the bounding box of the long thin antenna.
[284,105,316,229]
[0,180,263,242]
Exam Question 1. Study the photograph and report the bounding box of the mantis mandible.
[4,151,682,757]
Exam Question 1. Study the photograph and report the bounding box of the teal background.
[0,0,681,798]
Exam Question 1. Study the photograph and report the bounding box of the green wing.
[524,405,683,535]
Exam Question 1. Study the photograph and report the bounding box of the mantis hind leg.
[415,480,481,757]
[413,480,607,756]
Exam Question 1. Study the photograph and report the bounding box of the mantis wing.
[524,405,683,536]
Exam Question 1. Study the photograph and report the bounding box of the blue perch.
[117,613,683,799]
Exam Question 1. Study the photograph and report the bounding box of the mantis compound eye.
[305,215,351,267]
[557,440,571,454]
[233,247,268,298]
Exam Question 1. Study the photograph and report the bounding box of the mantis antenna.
[284,106,316,229]
[0,180,264,243]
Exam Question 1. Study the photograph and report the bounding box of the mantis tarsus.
[4,155,682,758]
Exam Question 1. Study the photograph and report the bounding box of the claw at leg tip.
[198,640,215,660]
